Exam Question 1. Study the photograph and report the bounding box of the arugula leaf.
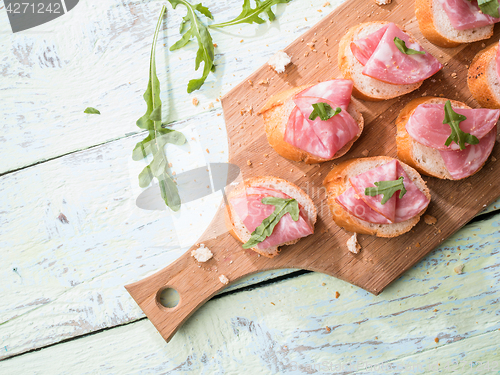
[478,0,499,18]
[443,100,479,150]
[84,107,101,114]
[168,0,215,93]
[209,0,291,28]
[134,5,186,211]
[394,37,425,56]
[364,176,407,205]
[309,103,341,121]
[242,197,299,249]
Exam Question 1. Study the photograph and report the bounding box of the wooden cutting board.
[125,0,500,342]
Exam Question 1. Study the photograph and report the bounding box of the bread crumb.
[454,264,465,274]
[491,156,497,162]
[347,233,361,254]
[335,291,340,299]
[323,1,330,5]
[434,337,439,343]
[424,215,437,225]
[322,282,326,286]
[206,148,210,153]
[375,0,392,4]
[451,72,457,78]
[361,149,369,157]
[268,51,291,73]
[213,43,218,47]
[247,79,253,86]
[208,102,214,109]
[192,97,199,106]
[264,153,269,158]
[481,43,486,48]
[258,78,269,85]
[219,275,229,285]
[247,160,252,166]
[325,326,331,332]
[191,244,213,262]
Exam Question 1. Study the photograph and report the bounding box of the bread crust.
[468,43,500,109]
[395,96,492,181]
[415,0,493,47]
[338,22,422,101]
[323,157,430,237]
[258,84,364,164]
[415,0,461,48]
[225,176,317,258]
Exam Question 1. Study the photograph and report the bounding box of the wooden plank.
[0,0,339,175]
[128,0,500,342]
[2,214,499,371]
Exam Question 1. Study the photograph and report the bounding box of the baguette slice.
[324,157,430,237]
[468,42,500,109]
[258,85,364,164]
[396,97,472,180]
[338,22,422,101]
[225,176,317,258]
[415,0,494,47]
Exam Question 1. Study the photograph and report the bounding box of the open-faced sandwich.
[416,0,500,47]
[338,21,442,101]
[468,41,500,109]
[396,97,499,180]
[258,79,364,163]
[225,176,317,258]
[324,157,431,237]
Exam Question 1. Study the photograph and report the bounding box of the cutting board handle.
[124,205,252,343]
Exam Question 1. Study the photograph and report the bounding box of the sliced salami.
[349,160,398,223]
[357,23,442,85]
[350,24,390,66]
[284,80,359,159]
[395,163,430,222]
[438,0,500,31]
[230,187,313,250]
[296,80,353,110]
[406,104,500,151]
[336,187,392,224]
[439,126,497,179]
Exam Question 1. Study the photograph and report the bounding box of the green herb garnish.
[168,0,290,92]
[443,100,479,150]
[133,5,186,211]
[364,176,407,204]
[477,0,499,18]
[209,0,291,28]
[309,103,341,121]
[84,107,100,115]
[394,37,425,56]
[242,197,300,249]
[168,0,215,93]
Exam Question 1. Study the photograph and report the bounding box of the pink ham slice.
[439,126,497,179]
[336,160,430,224]
[438,0,500,30]
[351,24,390,66]
[284,80,359,159]
[336,187,392,224]
[230,187,313,249]
[406,104,500,151]
[350,160,398,222]
[395,163,430,222]
[296,79,353,110]
[352,23,442,85]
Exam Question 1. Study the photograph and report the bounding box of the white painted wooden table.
[1,0,499,373]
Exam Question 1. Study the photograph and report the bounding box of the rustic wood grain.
[4,214,499,373]
[126,0,500,343]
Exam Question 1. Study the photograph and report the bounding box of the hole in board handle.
[157,287,180,309]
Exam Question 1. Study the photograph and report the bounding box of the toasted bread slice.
[258,85,364,164]
[225,176,317,258]
[338,21,422,101]
[396,97,474,180]
[468,42,500,109]
[324,157,430,237]
[415,0,494,47]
